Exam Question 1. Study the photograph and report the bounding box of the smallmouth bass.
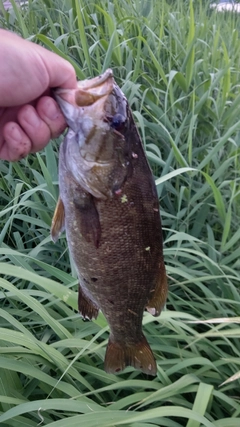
[51,69,167,376]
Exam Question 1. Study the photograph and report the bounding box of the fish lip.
[76,69,113,90]
[53,92,78,132]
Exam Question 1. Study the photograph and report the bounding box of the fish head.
[55,69,132,199]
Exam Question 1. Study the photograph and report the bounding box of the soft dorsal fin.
[146,259,168,317]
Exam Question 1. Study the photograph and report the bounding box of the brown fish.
[51,69,167,376]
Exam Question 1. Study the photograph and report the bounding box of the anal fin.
[146,260,168,317]
[51,197,65,243]
[78,285,99,320]
[104,334,157,376]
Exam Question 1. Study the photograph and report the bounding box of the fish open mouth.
[54,69,114,109]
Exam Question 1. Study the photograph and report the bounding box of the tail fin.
[104,334,157,376]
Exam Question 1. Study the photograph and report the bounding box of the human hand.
[0,30,77,161]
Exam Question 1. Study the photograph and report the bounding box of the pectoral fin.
[74,192,101,248]
[50,197,65,243]
[146,260,168,317]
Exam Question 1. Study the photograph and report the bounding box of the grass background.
[0,0,240,425]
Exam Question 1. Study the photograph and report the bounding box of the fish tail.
[104,334,157,376]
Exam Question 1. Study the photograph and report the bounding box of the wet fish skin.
[51,69,168,376]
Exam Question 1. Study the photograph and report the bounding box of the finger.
[2,122,31,161]
[36,96,67,139]
[17,104,52,153]
[39,49,77,89]
[0,30,77,107]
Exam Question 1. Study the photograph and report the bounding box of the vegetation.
[0,0,240,425]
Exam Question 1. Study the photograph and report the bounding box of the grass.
[0,0,240,425]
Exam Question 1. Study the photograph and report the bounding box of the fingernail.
[45,100,59,120]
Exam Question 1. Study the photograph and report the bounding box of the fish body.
[51,69,167,376]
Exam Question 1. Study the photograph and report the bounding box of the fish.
[51,69,168,376]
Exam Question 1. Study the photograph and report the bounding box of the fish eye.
[111,113,126,132]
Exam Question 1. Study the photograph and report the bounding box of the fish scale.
[51,69,167,375]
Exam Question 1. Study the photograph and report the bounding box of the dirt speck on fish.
[51,69,168,376]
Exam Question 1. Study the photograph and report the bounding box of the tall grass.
[0,0,240,425]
